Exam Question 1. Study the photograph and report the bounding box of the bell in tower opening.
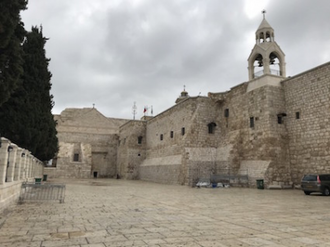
[247,10,286,81]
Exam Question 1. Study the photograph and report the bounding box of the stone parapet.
[0,137,43,214]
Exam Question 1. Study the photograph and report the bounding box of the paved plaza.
[1,179,330,247]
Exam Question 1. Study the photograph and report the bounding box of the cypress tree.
[0,0,27,106]
[0,26,58,161]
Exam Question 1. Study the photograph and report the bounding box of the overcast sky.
[21,0,330,120]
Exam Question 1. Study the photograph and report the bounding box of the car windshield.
[302,175,317,181]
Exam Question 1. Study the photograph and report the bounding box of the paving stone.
[1,179,330,247]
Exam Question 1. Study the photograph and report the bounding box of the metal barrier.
[211,174,249,185]
[19,183,66,203]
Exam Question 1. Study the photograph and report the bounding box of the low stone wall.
[0,181,22,213]
[0,137,43,214]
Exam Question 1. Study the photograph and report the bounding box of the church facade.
[46,16,330,188]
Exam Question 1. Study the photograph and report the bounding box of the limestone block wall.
[55,108,128,135]
[209,84,248,175]
[186,147,217,186]
[0,137,43,214]
[91,135,119,178]
[52,108,129,179]
[240,84,290,187]
[146,98,199,157]
[139,97,234,185]
[210,80,291,187]
[283,62,330,184]
[51,142,92,178]
[117,121,146,179]
[139,155,182,184]
[239,160,271,186]
[140,98,201,184]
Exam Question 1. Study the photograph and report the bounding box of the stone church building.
[45,16,330,188]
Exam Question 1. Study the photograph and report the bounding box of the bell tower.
[247,10,286,81]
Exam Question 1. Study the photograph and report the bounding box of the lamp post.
[5,146,13,182]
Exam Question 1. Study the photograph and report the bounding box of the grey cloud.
[21,0,330,119]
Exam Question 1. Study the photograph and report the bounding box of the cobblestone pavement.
[1,179,330,247]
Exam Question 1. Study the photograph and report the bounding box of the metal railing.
[19,183,66,203]
[210,174,248,184]
[190,167,249,187]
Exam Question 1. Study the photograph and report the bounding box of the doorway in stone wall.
[93,171,98,178]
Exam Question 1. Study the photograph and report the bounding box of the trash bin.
[35,178,42,184]
[256,179,264,189]
[43,174,48,181]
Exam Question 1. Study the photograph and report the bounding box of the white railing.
[254,69,280,78]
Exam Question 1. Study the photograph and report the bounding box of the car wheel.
[304,191,311,195]
[323,187,330,196]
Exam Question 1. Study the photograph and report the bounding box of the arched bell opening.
[252,54,264,78]
[269,52,281,76]
[265,31,271,42]
[259,32,265,43]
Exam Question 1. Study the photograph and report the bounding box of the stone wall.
[139,155,181,184]
[140,98,201,184]
[0,137,43,213]
[51,108,129,179]
[202,78,292,188]
[48,141,92,178]
[283,62,330,184]
[117,120,146,179]
[138,97,242,186]
[242,83,291,187]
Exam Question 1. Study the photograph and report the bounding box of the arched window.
[208,122,217,134]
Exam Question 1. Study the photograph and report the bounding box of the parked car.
[301,174,330,196]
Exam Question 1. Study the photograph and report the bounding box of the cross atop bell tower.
[247,11,286,81]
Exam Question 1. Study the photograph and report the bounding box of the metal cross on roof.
[262,9,266,19]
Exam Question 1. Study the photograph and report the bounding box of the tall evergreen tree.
[0,0,27,106]
[0,26,58,161]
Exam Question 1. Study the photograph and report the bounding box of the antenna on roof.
[92,103,95,108]
[132,102,137,120]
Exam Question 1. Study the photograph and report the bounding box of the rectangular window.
[224,109,229,118]
[250,117,254,128]
[277,116,282,124]
[138,136,143,144]
[160,134,163,141]
[296,112,300,119]
[181,127,185,135]
[170,131,174,138]
[73,153,79,162]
